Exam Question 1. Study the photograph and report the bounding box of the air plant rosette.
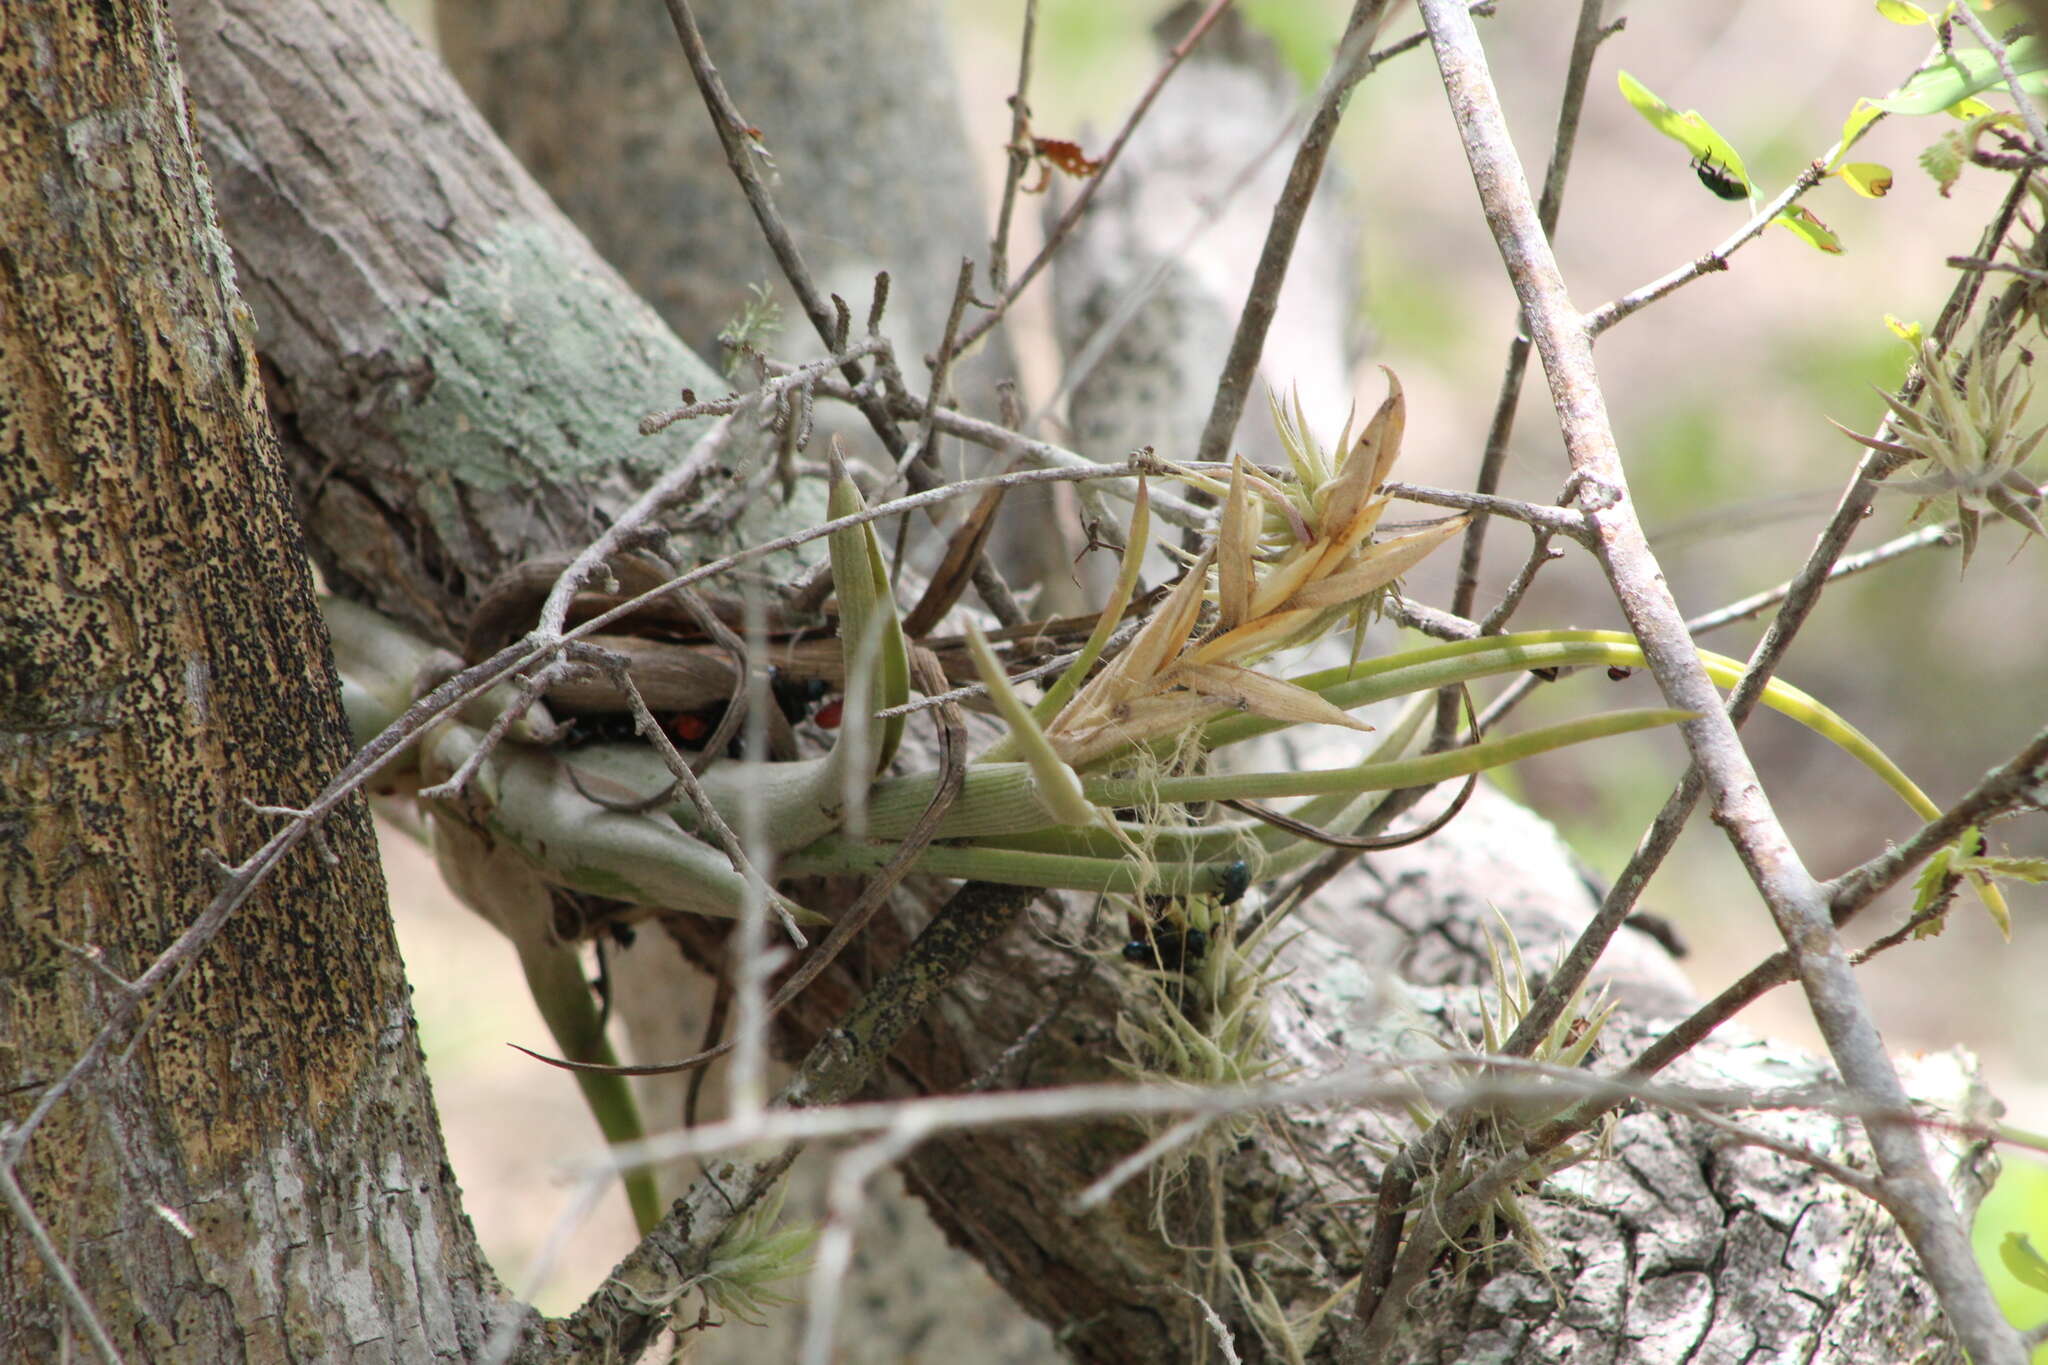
[326,371,2011,1218]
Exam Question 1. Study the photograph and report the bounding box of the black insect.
[1217,859,1252,907]
[1690,151,1748,202]
[768,667,831,724]
[1123,926,1209,973]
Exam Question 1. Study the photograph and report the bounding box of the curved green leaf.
[1774,204,1845,254]
[1877,38,2048,117]
[1617,69,1752,188]
[826,459,909,770]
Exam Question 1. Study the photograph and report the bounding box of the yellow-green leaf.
[964,624,1098,827]
[1774,204,1845,254]
[1874,0,1931,23]
[1838,162,1894,197]
[1616,70,1751,181]
[2001,1232,2048,1294]
[1030,480,1151,729]
[827,452,909,770]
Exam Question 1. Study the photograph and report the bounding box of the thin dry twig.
[952,0,1237,357]
[0,1159,126,1365]
[1448,0,1617,625]
[988,0,1041,296]
[658,0,1026,625]
[1192,0,1392,469]
[1351,6,2026,1361]
[1584,161,1832,336]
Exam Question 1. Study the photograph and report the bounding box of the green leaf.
[1874,0,1931,23]
[1828,98,1889,171]
[1838,162,1894,197]
[1910,839,1959,920]
[1617,70,1752,184]
[2001,1232,2048,1294]
[963,623,1099,829]
[826,454,909,771]
[1964,854,2048,883]
[1885,314,1925,345]
[1877,37,2048,117]
[1031,480,1151,727]
[1774,204,1845,253]
[1919,128,1968,195]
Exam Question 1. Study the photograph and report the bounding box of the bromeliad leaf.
[827,441,909,770]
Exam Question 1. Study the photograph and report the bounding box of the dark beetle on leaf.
[1690,151,1748,202]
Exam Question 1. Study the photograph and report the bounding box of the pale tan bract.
[1045,371,1468,770]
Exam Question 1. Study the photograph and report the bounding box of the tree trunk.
[0,2,518,1359]
[437,0,1002,374]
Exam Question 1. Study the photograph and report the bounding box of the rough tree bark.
[2,0,1992,1361]
[0,2,515,1359]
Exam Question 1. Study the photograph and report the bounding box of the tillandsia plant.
[1840,318,2048,568]
[324,372,2005,1216]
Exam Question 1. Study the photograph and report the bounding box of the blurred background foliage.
[383,0,2047,1342]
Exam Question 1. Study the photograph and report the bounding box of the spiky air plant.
[1842,327,2048,569]
[1016,373,1468,771]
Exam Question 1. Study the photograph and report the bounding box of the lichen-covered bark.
[0,2,515,1358]
[173,0,784,650]
[436,0,998,380]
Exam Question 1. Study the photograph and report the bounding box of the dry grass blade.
[904,478,1010,637]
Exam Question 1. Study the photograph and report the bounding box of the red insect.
[1022,136,1104,193]
[669,711,715,745]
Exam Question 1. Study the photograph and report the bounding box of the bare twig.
[905,257,978,497]
[638,338,886,436]
[1450,0,1617,624]
[1681,521,1960,634]
[0,1158,125,1365]
[1584,162,1831,336]
[1192,0,1391,468]
[800,1125,929,1365]
[813,379,1211,529]
[988,0,1040,296]
[1954,2,2048,159]
[952,0,1237,357]
[1353,6,2027,1362]
[1383,481,1594,545]
[659,0,1026,624]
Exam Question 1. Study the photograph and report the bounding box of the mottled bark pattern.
[175,0,751,650]
[0,2,513,1359]
[436,0,995,371]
